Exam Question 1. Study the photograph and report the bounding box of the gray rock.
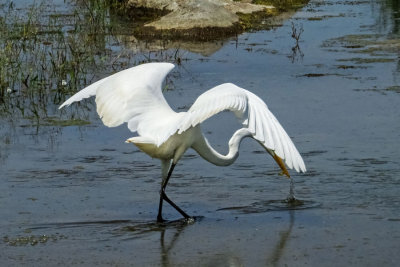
[127,0,274,30]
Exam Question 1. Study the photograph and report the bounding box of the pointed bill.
[272,153,291,178]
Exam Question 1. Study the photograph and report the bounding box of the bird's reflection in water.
[117,208,298,266]
[157,211,296,267]
[268,210,296,266]
[119,217,196,267]
[159,219,194,267]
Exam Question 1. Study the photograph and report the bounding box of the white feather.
[59,63,306,173]
[175,83,306,173]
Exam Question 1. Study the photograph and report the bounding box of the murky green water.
[1,0,399,266]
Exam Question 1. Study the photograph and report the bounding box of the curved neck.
[191,128,252,166]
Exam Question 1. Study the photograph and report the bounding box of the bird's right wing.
[177,83,306,173]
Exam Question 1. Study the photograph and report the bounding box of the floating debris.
[3,233,68,246]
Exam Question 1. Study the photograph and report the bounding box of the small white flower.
[61,80,67,86]
[6,87,12,93]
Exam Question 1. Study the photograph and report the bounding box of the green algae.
[337,57,395,64]
[322,33,399,65]
[323,34,400,56]
[253,0,309,11]
[41,118,91,127]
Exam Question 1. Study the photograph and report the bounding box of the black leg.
[157,163,191,222]
[157,163,175,222]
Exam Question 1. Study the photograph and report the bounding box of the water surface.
[1,0,399,266]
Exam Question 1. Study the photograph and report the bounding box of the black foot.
[157,215,166,223]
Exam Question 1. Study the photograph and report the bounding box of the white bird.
[59,62,306,222]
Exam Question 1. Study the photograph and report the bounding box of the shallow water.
[1,0,400,266]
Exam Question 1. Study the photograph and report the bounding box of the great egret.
[59,62,306,222]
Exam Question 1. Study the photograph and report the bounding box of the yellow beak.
[272,153,290,178]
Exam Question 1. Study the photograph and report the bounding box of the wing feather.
[176,83,306,173]
[258,110,274,149]
[59,62,177,144]
[58,76,107,109]
[59,64,305,173]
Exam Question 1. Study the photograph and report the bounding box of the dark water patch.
[337,57,396,64]
[115,217,200,240]
[217,199,319,214]
[80,155,113,164]
[335,64,369,69]
[100,148,116,152]
[10,167,121,188]
[232,163,256,170]
[123,217,198,231]
[105,167,134,174]
[130,162,157,169]
[170,181,197,188]
[32,219,133,230]
[182,153,197,159]
[300,169,319,177]
[358,158,389,165]
[297,73,344,77]
[123,150,139,155]
[302,150,328,157]
[36,157,53,163]
[343,158,390,167]
[142,178,156,184]
[17,168,81,180]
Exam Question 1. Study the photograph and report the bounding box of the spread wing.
[59,62,178,141]
[59,63,305,172]
[177,83,306,173]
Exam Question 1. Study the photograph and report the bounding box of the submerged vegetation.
[322,33,399,66]
[0,1,110,119]
[0,0,182,123]
[253,0,309,11]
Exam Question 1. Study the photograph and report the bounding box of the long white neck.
[191,128,252,166]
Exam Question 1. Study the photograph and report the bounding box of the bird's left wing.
[59,62,176,132]
[177,83,306,173]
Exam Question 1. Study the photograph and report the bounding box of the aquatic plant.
[288,22,304,62]
[0,0,181,124]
